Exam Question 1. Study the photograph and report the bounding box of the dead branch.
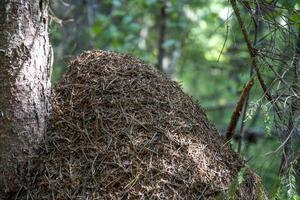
[226,78,254,140]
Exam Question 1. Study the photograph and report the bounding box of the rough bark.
[0,0,52,197]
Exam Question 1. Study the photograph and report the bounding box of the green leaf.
[279,0,296,8]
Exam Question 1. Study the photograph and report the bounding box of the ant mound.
[20,50,266,199]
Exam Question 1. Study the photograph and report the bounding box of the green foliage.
[245,101,260,122]
[278,0,297,9]
[274,165,300,200]
[226,168,246,199]
[262,104,274,136]
[246,139,282,194]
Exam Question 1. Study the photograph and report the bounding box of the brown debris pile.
[18,50,265,199]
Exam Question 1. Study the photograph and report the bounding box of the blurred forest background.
[49,0,300,198]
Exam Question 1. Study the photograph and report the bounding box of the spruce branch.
[229,0,273,102]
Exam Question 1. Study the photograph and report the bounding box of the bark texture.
[0,0,52,197]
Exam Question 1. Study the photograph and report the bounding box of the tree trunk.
[0,0,52,198]
[156,1,167,73]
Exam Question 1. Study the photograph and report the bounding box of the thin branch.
[217,8,230,62]
[238,2,261,153]
[226,78,254,140]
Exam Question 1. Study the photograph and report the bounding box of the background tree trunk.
[156,1,167,73]
[0,0,52,198]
